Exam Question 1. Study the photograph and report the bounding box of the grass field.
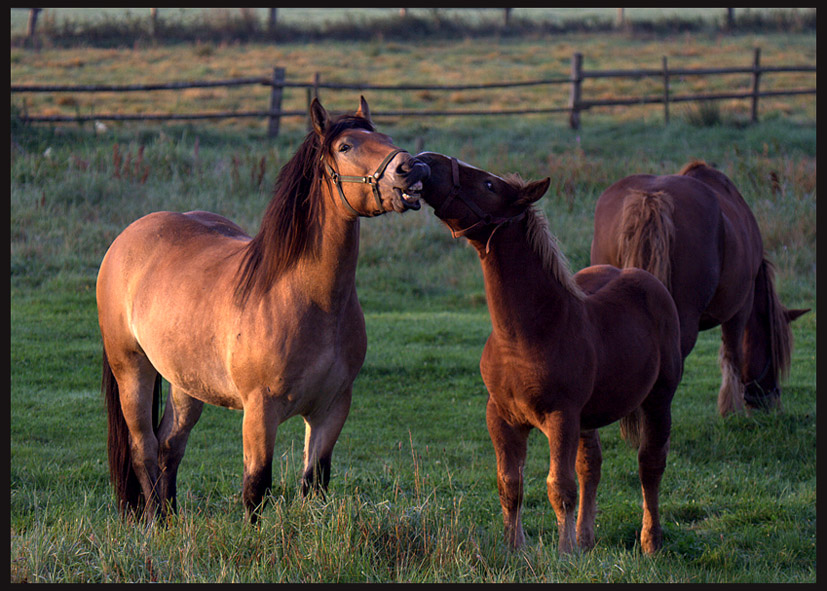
[10,22,816,583]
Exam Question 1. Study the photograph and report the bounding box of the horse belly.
[138,319,243,409]
[581,375,656,429]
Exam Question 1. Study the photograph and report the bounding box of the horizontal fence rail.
[10,48,816,134]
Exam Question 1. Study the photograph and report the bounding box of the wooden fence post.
[568,52,583,130]
[305,72,320,131]
[268,67,285,138]
[27,8,41,39]
[306,87,313,130]
[662,56,670,124]
[267,8,277,34]
[750,47,761,123]
[726,8,735,31]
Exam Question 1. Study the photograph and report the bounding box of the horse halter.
[435,156,525,253]
[323,147,406,217]
[743,358,780,408]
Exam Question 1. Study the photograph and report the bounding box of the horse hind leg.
[104,349,165,519]
[300,386,353,496]
[636,394,673,554]
[156,383,204,515]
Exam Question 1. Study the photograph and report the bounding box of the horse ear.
[310,98,329,137]
[785,308,810,323]
[355,95,372,122]
[518,177,551,205]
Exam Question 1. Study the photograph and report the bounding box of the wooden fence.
[11,48,816,135]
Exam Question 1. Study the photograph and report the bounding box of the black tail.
[102,348,162,517]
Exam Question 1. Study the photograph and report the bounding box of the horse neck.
[477,219,582,340]
[295,187,361,308]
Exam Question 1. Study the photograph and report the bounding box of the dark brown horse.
[417,153,683,554]
[590,161,808,416]
[97,97,429,522]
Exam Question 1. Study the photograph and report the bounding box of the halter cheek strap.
[324,148,405,218]
[436,156,526,253]
[743,358,780,407]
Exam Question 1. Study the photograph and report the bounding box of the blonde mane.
[523,205,586,301]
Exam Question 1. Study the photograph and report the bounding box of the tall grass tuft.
[684,101,723,127]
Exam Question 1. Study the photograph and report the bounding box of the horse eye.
[338,143,351,153]
[485,180,495,191]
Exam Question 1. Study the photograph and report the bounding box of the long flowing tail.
[102,348,162,516]
[617,190,675,290]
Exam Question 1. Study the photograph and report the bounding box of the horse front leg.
[541,409,580,555]
[241,394,279,523]
[486,397,530,549]
[718,304,752,416]
[575,428,602,551]
[156,384,204,515]
[300,386,352,496]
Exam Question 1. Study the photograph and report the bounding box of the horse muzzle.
[744,382,782,411]
[391,158,430,212]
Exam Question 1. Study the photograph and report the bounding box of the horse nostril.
[400,159,430,180]
[396,160,412,175]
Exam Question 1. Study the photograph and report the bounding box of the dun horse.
[590,161,808,416]
[97,97,429,521]
[417,153,683,554]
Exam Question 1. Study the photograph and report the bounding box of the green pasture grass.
[10,303,816,582]
[10,31,815,583]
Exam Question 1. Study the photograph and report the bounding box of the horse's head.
[416,151,550,245]
[313,97,430,216]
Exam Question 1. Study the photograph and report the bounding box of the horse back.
[183,210,251,238]
[97,211,251,308]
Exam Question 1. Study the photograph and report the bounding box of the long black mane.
[234,114,375,304]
